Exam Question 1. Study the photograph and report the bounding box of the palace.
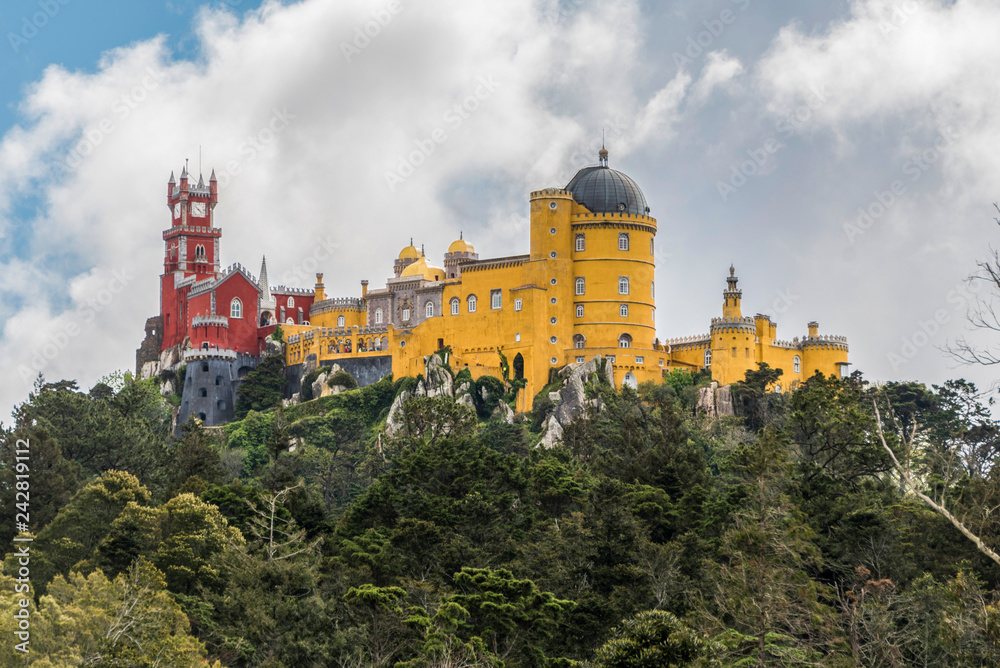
[138,149,849,423]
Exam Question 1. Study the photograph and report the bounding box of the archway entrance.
[513,353,524,380]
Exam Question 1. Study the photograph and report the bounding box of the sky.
[2,0,1000,418]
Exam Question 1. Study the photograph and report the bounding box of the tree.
[235,355,286,419]
[588,610,708,668]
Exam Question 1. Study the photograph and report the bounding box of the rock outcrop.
[424,354,453,398]
[697,381,735,418]
[538,356,613,448]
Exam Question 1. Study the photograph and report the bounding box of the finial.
[410,237,413,247]
[729,264,735,277]
[169,171,175,184]
[210,169,217,182]
[460,231,463,240]
[421,244,425,256]
[598,141,609,167]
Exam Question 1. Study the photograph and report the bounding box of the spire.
[258,256,276,310]
[729,264,735,277]
[198,173,205,189]
[723,265,742,319]
[180,162,189,179]
[169,171,175,185]
[209,169,217,182]
[420,244,425,257]
[598,142,609,167]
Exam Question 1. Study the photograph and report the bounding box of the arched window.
[618,276,630,295]
[426,301,434,318]
[618,233,629,251]
[793,355,801,374]
[375,308,383,324]
[704,349,712,367]
[230,298,242,319]
[573,334,586,349]
[215,375,224,386]
[198,388,208,397]
[620,304,629,317]
[575,234,585,252]
[618,333,632,348]
[576,304,584,318]
[575,278,585,295]
[402,307,410,321]
[287,297,294,308]
[337,315,345,328]
[286,317,294,324]
[450,298,460,315]
[623,372,638,389]
[467,295,477,313]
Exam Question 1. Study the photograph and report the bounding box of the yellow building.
[284,149,849,409]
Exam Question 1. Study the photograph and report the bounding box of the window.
[491,289,502,310]
[618,277,630,295]
[575,234,585,251]
[620,304,629,317]
[650,238,654,255]
[550,336,558,344]
[230,298,242,318]
[375,308,383,324]
[402,308,410,321]
[635,357,644,364]
[575,277,585,295]
[618,333,632,348]
[450,298,460,315]
[287,297,294,307]
[651,281,655,298]
[515,333,521,342]
[198,388,207,397]
[298,307,303,323]
[426,302,434,318]
[514,298,522,311]
[576,305,584,318]
[576,356,585,364]
[573,334,586,349]
[467,295,477,313]
[337,315,345,328]
[793,355,801,373]
[704,349,712,367]
[619,232,629,251]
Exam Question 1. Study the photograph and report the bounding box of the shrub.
[327,370,358,390]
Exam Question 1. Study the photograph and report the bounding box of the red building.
[157,165,312,358]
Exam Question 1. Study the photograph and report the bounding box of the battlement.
[184,348,238,361]
[163,225,221,238]
[461,254,529,273]
[571,211,656,226]
[711,317,756,335]
[311,297,365,316]
[530,188,573,199]
[192,315,229,328]
[272,285,314,296]
[189,276,217,296]
[219,262,259,286]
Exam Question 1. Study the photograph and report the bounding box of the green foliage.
[235,354,286,419]
[328,369,358,389]
[226,410,275,476]
[299,367,325,401]
[272,324,284,342]
[589,610,708,667]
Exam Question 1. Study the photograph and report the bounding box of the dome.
[398,244,420,260]
[448,235,475,254]
[565,149,650,216]
[400,256,444,281]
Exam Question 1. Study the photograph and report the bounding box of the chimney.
[808,321,819,338]
[361,280,369,298]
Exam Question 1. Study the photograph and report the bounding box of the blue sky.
[1,0,999,417]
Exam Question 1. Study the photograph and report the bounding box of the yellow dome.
[398,244,420,260]
[400,256,444,281]
[448,237,475,254]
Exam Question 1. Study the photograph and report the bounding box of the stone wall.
[135,316,163,377]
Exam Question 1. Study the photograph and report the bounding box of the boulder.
[386,390,411,436]
[424,354,454,398]
[140,360,161,381]
[456,392,475,411]
[716,384,734,417]
[536,355,612,448]
[311,372,329,400]
[697,381,718,416]
[493,401,515,425]
[160,379,175,397]
[264,337,284,358]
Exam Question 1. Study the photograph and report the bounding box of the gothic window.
[704,349,712,367]
[287,297,294,308]
[618,333,632,348]
[575,234,585,252]
[450,298,460,315]
[793,355,801,374]
[618,232,629,251]
[230,298,242,319]
[337,315,345,328]
[490,290,501,310]
[620,304,629,317]
[514,298,522,311]
[467,295,477,313]
[402,308,410,321]
[618,276,630,295]
[426,301,434,318]
[573,334,586,349]
[576,304,584,318]
[575,278,585,295]
[375,308,383,324]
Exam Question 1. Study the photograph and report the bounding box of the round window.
[548,202,557,210]
[550,336,558,344]
[549,227,557,234]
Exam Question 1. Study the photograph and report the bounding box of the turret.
[315,273,326,302]
[723,265,742,319]
[808,321,819,338]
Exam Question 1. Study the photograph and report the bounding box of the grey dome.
[565,151,650,216]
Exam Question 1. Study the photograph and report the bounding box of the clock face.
[191,202,206,218]
[173,203,180,218]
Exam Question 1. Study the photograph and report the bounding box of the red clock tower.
[160,165,221,349]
